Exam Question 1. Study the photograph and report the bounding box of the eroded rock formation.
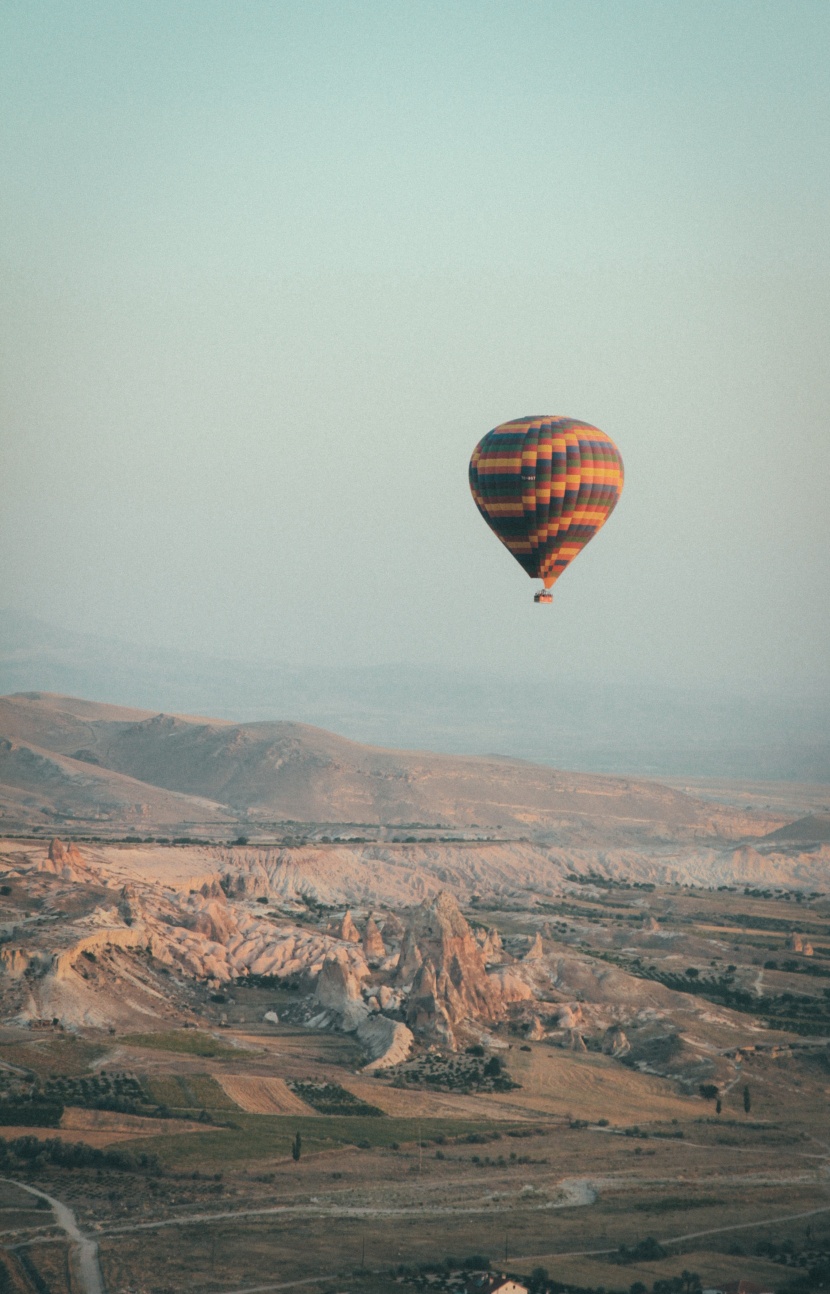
[362,916,386,961]
[399,892,505,1046]
[339,910,361,943]
[524,932,544,961]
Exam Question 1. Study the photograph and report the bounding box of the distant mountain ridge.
[0,691,777,842]
[2,609,829,781]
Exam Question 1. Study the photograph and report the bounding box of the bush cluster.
[0,1135,161,1174]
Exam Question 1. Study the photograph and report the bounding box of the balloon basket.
[533,590,553,605]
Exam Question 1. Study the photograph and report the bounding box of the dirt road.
[1,1177,104,1294]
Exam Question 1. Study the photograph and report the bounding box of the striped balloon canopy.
[469,416,624,598]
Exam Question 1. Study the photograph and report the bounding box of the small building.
[465,1277,527,1294]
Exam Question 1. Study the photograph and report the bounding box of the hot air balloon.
[469,416,624,603]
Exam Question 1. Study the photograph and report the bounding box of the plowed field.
[216,1075,316,1115]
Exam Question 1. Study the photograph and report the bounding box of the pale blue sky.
[1,1,828,693]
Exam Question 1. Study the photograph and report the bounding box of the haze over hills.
[2,692,828,1068]
[1,690,829,898]
[0,690,767,842]
[3,609,829,781]
[1,693,827,1071]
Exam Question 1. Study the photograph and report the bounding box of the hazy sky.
[1,1,828,693]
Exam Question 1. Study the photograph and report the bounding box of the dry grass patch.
[217,1074,316,1116]
[0,1036,106,1077]
[493,1045,697,1123]
[62,1106,212,1139]
[0,1123,144,1147]
[340,1077,542,1122]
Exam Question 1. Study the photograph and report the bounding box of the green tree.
[292,1130,302,1161]
[743,1084,751,1115]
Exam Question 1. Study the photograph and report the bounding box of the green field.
[122,1030,249,1059]
[123,1112,531,1170]
[143,1072,238,1111]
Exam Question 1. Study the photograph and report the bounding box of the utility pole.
[362,1234,366,1268]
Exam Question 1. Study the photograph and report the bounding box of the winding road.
[7,1165,830,1291]
[1,1176,104,1294]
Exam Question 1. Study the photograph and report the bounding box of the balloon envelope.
[469,415,624,589]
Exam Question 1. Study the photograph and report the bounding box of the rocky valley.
[0,693,828,1294]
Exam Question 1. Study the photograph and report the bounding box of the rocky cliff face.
[399,892,506,1046]
[301,891,509,1051]
[362,916,385,961]
[6,832,826,1090]
[395,927,423,984]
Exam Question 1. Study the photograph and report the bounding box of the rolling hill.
[0,691,777,842]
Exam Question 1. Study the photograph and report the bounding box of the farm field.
[90,1109,829,1293]
[214,1074,316,1116]
[3,1009,829,1292]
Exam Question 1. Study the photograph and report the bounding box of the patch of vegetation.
[394,1260,703,1294]
[127,1112,530,1170]
[0,1065,226,1124]
[763,958,830,978]
[0,1102,63,1127]
[182,1074,239,1110]
[536,899,633,922]
[121,1030,245,1059]
[287,1080,384,1116]
[143,1074,191,1109]
[141,1073,237,1112]
[565,872,655,892]
[601,953,830,1035]
[692,910,828,936]
[41,1071,154,1116]
[0,1036,105,1077]
[611,1235,666,1264]
[0,1135,160,1175]
[386,1050,520,1093]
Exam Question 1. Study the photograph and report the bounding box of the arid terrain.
[0,694,828,1294]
